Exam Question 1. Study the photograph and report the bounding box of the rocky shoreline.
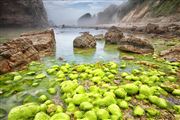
[0,29,55,74]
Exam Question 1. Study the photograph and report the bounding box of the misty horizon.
[43,0,127,25]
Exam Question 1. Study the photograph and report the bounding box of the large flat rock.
[0,29,55,74]
[118,37,154,54]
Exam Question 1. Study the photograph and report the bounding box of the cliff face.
[120,0,180,23]
[96,0,180,25]
[0,0,49,27]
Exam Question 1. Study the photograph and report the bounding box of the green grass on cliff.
[151,0,180,17]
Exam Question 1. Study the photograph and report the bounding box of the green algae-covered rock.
[114,88,127,98]
[118,100,128,109]
[133,106,144,116]
[46,68,56,74]
[13,75,22,81]
[72,94,89,105]
[8,103,40,120]
[148,96,168,109]
[39,95,48,102]
[56,105,63,113]
[40,104,47,112]
[67,103,76,112]
[48,88,57,95]
[96,109,110,119]
[47,104,57,114]
[34,112,50,120]
[60,81,78,93]
[123,84,139,95]
[75,85,86,94]
[84,110,97,120]
[50,113,70,120]
[80,102,93,110]
[139,85,153,97]
[91,76,101,83]
[172,89,180,96]
[146,108,160,116]
[121,72,129,77]
[103,95,116,106]
[35,74,46,79]
[174,105,180,114]
[74,111,84,119]
[108,104,122,118]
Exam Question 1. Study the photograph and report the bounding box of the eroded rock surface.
[118,37,154,54]
[105,26,124,44]
[0,29,55,74]
[73,32,96,48]
[160,46,180,62]
[20,29,55,57]
[0,0,48,27]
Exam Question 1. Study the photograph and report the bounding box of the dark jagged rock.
[118,37,154,54]
[160,46,180,62]
[0,29,55,74]
[73,32,96,48]
[105,26,124,44]
[0,0,48,27]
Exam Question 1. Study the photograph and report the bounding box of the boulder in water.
[105,26,124,44]
[73,32,96,48]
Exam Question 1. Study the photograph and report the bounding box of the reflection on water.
[54,28,120,63]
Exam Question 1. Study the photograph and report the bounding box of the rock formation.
[118,37,154,54]
[105,26,124,44]
[0,29,55,74]
[0,0,48,27]
[160,46,180,62]
[73,32,96,48]
[77,13,96,26]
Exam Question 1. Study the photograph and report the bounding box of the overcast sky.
[43,0,127,25]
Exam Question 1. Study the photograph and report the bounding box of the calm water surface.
[54,28,121,63]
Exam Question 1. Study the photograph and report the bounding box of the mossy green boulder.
[8,103,40,120]
[84,110,97,120]
[133,106,144,116]
[96,109,110,119]
[34,112,50,120]
[172,89,180,96]
[148,96,168,108]
[118,100,128,109]
[80,102,93,110]
[114,88,127,98]
[123,83,139,95]
[108,104,122,118]
[50,113,70,120]
[146,108,160,116]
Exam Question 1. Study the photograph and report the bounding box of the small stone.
[122,56,135,60]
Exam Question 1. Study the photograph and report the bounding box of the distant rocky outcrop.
[105,26,124,44]
[77,13,96,26]
[73,32,96,48]
[118,37,154,54]
[0,0,48,27]
[0,29,55,74]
